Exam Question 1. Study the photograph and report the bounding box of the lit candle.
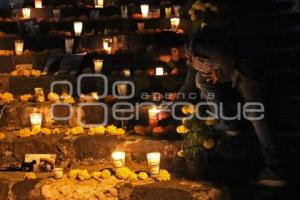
[117,84,127,96]
[137,22,145,32]
[148,107,160,126]
[123,68,130,77]
[112,151,126,168]
[170,17,180,31]
[14,40,24,56]
[147,152,161,176]
[65,38,74,54]
[73,21,83,36]
[35,0,42,8]
[22,8,31,19]
[165,7,172,18]
[93,59,103,73]
[34,87,45,102]
[90,92,99,100]
[53,167,63,179]
[95,0,104,8]
[140,4,149,19]
[103,38,112,54]
[30,113,42,130]
[155,67,164,76]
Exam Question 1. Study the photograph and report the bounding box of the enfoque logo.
[50,74,265,128]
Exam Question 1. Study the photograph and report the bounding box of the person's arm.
[175,66,197,103]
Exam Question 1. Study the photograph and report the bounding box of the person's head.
[151,31,185,63]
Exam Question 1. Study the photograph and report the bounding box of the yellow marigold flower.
[191,14,197,21]
[204,2,212,9]
[51,128,61,135]
[200,22,207,29]
[203,138,216,149]
[71,126,84,135]
[0,92,14,103]
[88,128,95,136]
[128,171,138,181]
[114,128,126,135]
[10,70,18,76]
[24,172,36,180]
[176,125,189,134]
[94,126,106,135]
[31,126,40,135]
[156,169,171,182]
[30,69,42,77]
[188,8,195,15]
[47,93,59,102]
[63,96,75,104]
[40,128,51,135]
[211,6,218,12]
[23,69,30,77]
[20,94,32,102]
[65,128,71,135]
[138,172,149,180]
[101,169,111,179]
[115,167,131,180]
[106,125,117,135]
[182,105,195,115]
[69,169,80,179]
[205,117,218,126]
[0,132,6,140]
[77,169,91,181]
[91,171,102,179]
[19,128,32,137]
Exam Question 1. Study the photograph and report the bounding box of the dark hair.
[150,31,184,57]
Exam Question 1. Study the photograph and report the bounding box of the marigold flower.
[155,169,171,182]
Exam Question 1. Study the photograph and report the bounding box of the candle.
[65,38,74,54]
[147,152,161,176]
[30,113,42,130]
[112,151,126,168]
[74,21,83,36]
[123,68,130,77]
[35,0,42,8]
[53,168,63,179]
[103,38,112,54]
[120,4,128,18]
[137,22,145,32]
[22,8,31,19]
[93,59,103,73]
[155,67,164,76]
[165,7,172,18]
[95,0,104,8]
[117,84,127,96]
[53,9,60,22]
[34,87,45,102]
[148,107,160,126]
[170,17,180,31]
[173,5,181,17]
[90,92,99,100]
[140,4,149,19]
[14,40,24,56]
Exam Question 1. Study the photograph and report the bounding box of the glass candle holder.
[165,7,172,18]
[140,4,149,19]
[30,113,42,130]
[155,67,164,76]
[170,17,180,31]
[34,87,45,102]
[65,38,74,54]
[123,68,130,77]
[95,0,104,8]
[14,40,24,56]
[117,84,127,96]
[121,4,128,18]
[112,151,126,168]
[147,152,161,177]
[53,168,63,179]
[73,21,83,36]
[53,9,60,22]
[35,0,42,8]
[137,22,145,32]
[173,5,181,17]
[93,59,103,73]
[22,8,31,19]
[148,107,160,126]
[103,38,112,54]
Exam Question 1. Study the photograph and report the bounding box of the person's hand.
[190,56,212,74]
[201,69,219,84]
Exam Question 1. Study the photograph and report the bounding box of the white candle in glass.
[30,113,42,130]
[123,68,130,77]
[53,9,60,22]
[93,59,103,73]
[65,38,74,54]
[35,0,42,8]
[95,0,104,8]
[73,21,83,36]
[155,67,164,76]
[14,40,24,56]
[147,152,161,176]
[112,151,126,168]
[103,38,112,54]
[54,168,63,178]
[170,17,180,31]
[22,8,31,19]
[117,84,127,96]
[173,5,181,17]
[148,107,160,126]
[140,4,149,19]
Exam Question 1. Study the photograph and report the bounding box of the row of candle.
[112,151,161,176]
